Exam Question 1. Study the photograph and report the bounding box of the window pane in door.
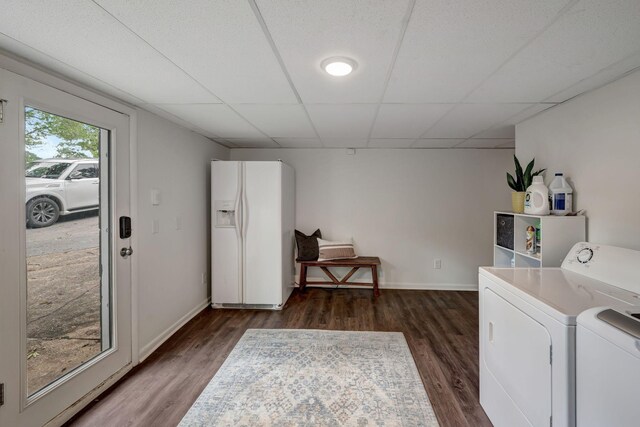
[24,107,111,396]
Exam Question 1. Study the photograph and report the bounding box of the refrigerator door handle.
[242,175,248,241]
[234,163,243,302]
[233,185,242,239]
[241,163,249,301]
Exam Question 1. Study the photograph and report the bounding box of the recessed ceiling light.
[321,57,357,77]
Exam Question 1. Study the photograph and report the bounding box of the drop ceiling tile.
[370,104,452,138]
[503,103,558,125]
[274,138,323,148]
[321,139,368,148]
[545,51,640,103]
[0,0,219,104]
[95,0,296,104]
[472,103,557,138]
[412,139,464,148]
[467,0,640,102]
[142,104,220,139]
[458,138,514,148]
[232,104,316,138]
[255,0,411,103]
[225,138,280,148]
[158,104,265,138]
[368,139,416,148]
[473,126,516,139]
[0,34,146,106]
[422,103,533,138]
[306,104,378,139]
[497,140,516,148]
[211,139,236,148]
[384,0,571,103]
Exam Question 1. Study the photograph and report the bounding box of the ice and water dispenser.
[215,200,236,227]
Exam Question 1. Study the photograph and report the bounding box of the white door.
[64,162,100,210]
[211,161,242,304]
[0,68,132,426]
[243,162,282,305]
[483,288,552,427]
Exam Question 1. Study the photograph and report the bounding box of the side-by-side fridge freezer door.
[243,161,284,305]
[211,161,242,304]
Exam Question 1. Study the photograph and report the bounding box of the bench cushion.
[298,256,381,267]
[317,238,357,261]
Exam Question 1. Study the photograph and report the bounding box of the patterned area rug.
[179,329,439,426]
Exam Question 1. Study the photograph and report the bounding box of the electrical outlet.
[152,219,159,234]
[434,259,442,269]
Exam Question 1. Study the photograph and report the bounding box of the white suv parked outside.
[25,159,99,228]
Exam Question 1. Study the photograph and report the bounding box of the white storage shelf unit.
[493,211,586,267]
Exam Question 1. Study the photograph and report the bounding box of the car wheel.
[27,197,60,228]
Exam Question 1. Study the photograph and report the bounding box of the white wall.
[136,109,228,359]
[231,149,513,289]
[516,70,640,250]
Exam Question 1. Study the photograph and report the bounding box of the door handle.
[120,247,133,258]
[489,321,494,343]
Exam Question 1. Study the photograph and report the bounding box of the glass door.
[0,67,132,426]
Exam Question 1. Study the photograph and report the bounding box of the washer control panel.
[561,242,640,294]
[564,243,599,268]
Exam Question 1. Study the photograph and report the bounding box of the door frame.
[0,51,140,425]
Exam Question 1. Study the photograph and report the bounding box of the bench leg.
[372,264,380,297]
[299,264,308,292]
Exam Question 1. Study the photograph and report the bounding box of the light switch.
[151,189,161,206]
[176,216,182,231]
[152,219,160,234]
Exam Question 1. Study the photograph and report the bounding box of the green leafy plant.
[25,107,98,166]
[507,155,546,192]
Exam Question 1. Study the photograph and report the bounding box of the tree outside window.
[25,107,99,165]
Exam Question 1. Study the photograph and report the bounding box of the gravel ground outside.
[26,212,102,394]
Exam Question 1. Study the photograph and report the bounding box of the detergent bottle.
[524,176,550,215]
[548,173,573,215]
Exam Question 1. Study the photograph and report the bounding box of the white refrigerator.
[211,160,295,309]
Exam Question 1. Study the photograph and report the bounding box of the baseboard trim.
[295,279,477,291]
[380,282,477,291]
[138,298,210,362]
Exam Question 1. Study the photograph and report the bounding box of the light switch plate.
[151,189,161,206]
[152,219,159,234]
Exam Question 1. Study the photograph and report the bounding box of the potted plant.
[507,156,545,213]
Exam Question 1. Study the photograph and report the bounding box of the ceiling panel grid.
[0,0,638,148]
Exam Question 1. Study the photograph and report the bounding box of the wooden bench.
[298,256,381,297]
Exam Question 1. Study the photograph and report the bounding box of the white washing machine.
[479,243,640,427]
[576,307,640,427]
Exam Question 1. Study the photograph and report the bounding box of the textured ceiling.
[1,0,639,149]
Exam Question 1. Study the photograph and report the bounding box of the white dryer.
[479,243,640,427]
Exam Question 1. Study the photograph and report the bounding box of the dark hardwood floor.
[66,288,491,427]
